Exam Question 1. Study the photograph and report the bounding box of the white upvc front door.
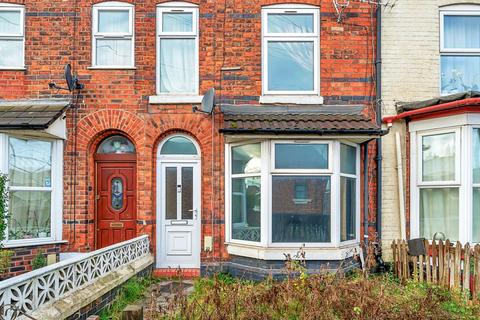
[157,162,200,268]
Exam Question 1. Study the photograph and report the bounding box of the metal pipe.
[375,5,383,242]
[363,141,369,245]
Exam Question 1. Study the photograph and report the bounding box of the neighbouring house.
[0,0,383,279]
[381,1,480,259]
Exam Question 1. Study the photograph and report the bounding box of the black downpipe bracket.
[375,5,386,272]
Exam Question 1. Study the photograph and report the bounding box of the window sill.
[0,67,26,71]
[87,66,137,70]
[2,239,68,249]
[226,242,359,260]
[259,95,324,105]
[149,95,203,104]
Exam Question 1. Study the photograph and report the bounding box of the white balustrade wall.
[0,235,150,320]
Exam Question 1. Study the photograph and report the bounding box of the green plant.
[31,250,47,270]
[0,173,8,245]
[99,276,154,320]
[0,250,13,275]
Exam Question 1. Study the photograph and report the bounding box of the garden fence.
[392,239,480,299]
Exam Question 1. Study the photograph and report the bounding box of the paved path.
[143,280,194,319]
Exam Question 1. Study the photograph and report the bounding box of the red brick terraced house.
[0,0,384,279]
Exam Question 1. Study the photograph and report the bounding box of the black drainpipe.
[375,5,386,272]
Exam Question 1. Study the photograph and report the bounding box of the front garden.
[102,270,480,320]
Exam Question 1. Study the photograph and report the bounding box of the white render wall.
[381,0,480,259]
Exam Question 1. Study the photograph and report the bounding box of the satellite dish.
[193,88,215,114]
[65,63,84,91]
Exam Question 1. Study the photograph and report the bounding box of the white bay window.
[410,115,480,243]
[0,134,63,246]
[226,140,360,259]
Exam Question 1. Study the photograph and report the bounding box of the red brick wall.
[0,0,379,266]
[2,244,61,279]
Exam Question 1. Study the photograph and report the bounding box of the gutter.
[219,128,388,135]
[383,98,480,126]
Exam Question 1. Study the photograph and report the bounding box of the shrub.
[31,250,47,270]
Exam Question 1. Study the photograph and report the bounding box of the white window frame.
[225,139,361,258]
[0,3,25,69]
[91,1,135,69]
[439,5,480,94]
[156,2,199,96]
[0,133,64,247]
[261,4,320,96]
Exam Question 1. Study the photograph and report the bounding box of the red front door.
[95,157,136,249]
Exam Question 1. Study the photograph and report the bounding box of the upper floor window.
[441,6,480,94]
[92,2,134,68]
[156,2,199,95]
[0,4,24,69]
[262,5,319,95]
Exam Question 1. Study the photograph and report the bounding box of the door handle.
[188,209,198,220]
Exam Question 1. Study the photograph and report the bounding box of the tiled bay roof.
[220,104,384,135]
[0,99,70,129]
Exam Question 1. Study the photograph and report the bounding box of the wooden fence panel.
[391,239,480,300]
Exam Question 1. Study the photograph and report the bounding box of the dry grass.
[154,270,480,320]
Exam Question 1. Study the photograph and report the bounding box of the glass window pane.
[96,39,132,66]
[0,40,23,67]
[232,177,261,242]
[267,13,314,33]
[160,136,197,155]
[160,39,196,93]
[341,144,356,175]
[111,178,124,210]
[275,144,328,169]
[444,15,480,49]
[165,167,177,220]
[232,143,261,174]
[474,129,480,184]
[474,188,480,243]
[268,41,314,91]
[272,176,331,243]
[341,177,356,241]
[0,10,21,34]
[97,135,135,154]
[422,133,455,182]
[181,167,193,220]
[441,56,480,94]
[162,12,193,32]
[9,138,52,187]
[98,10,130,33]
[420,188,459,241]
[9,191,51,240]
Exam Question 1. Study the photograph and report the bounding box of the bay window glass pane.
[474,129,480,183]
[232,143,261,174]
[162,12,193,32]
[341,144,356,175]
[9,191,51,240]
[96,39,132,66]
[441,56,480,94]
[0,40,22,67]
[268,41,314,91]
[474,188,480,243]
[0,10,21,34]
[275,143,328,169]
[98,10,129,33]
[160,39,195,93]
[9,138,52,187]
[272,176,331,243]
[232,177,261,242]
[341,177,356,241]
[420,188,459,241]
[444,15,480,49]
[422,133,455,182]
[267,13,313,33]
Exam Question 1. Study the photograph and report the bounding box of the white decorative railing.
[0,235,150,320]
